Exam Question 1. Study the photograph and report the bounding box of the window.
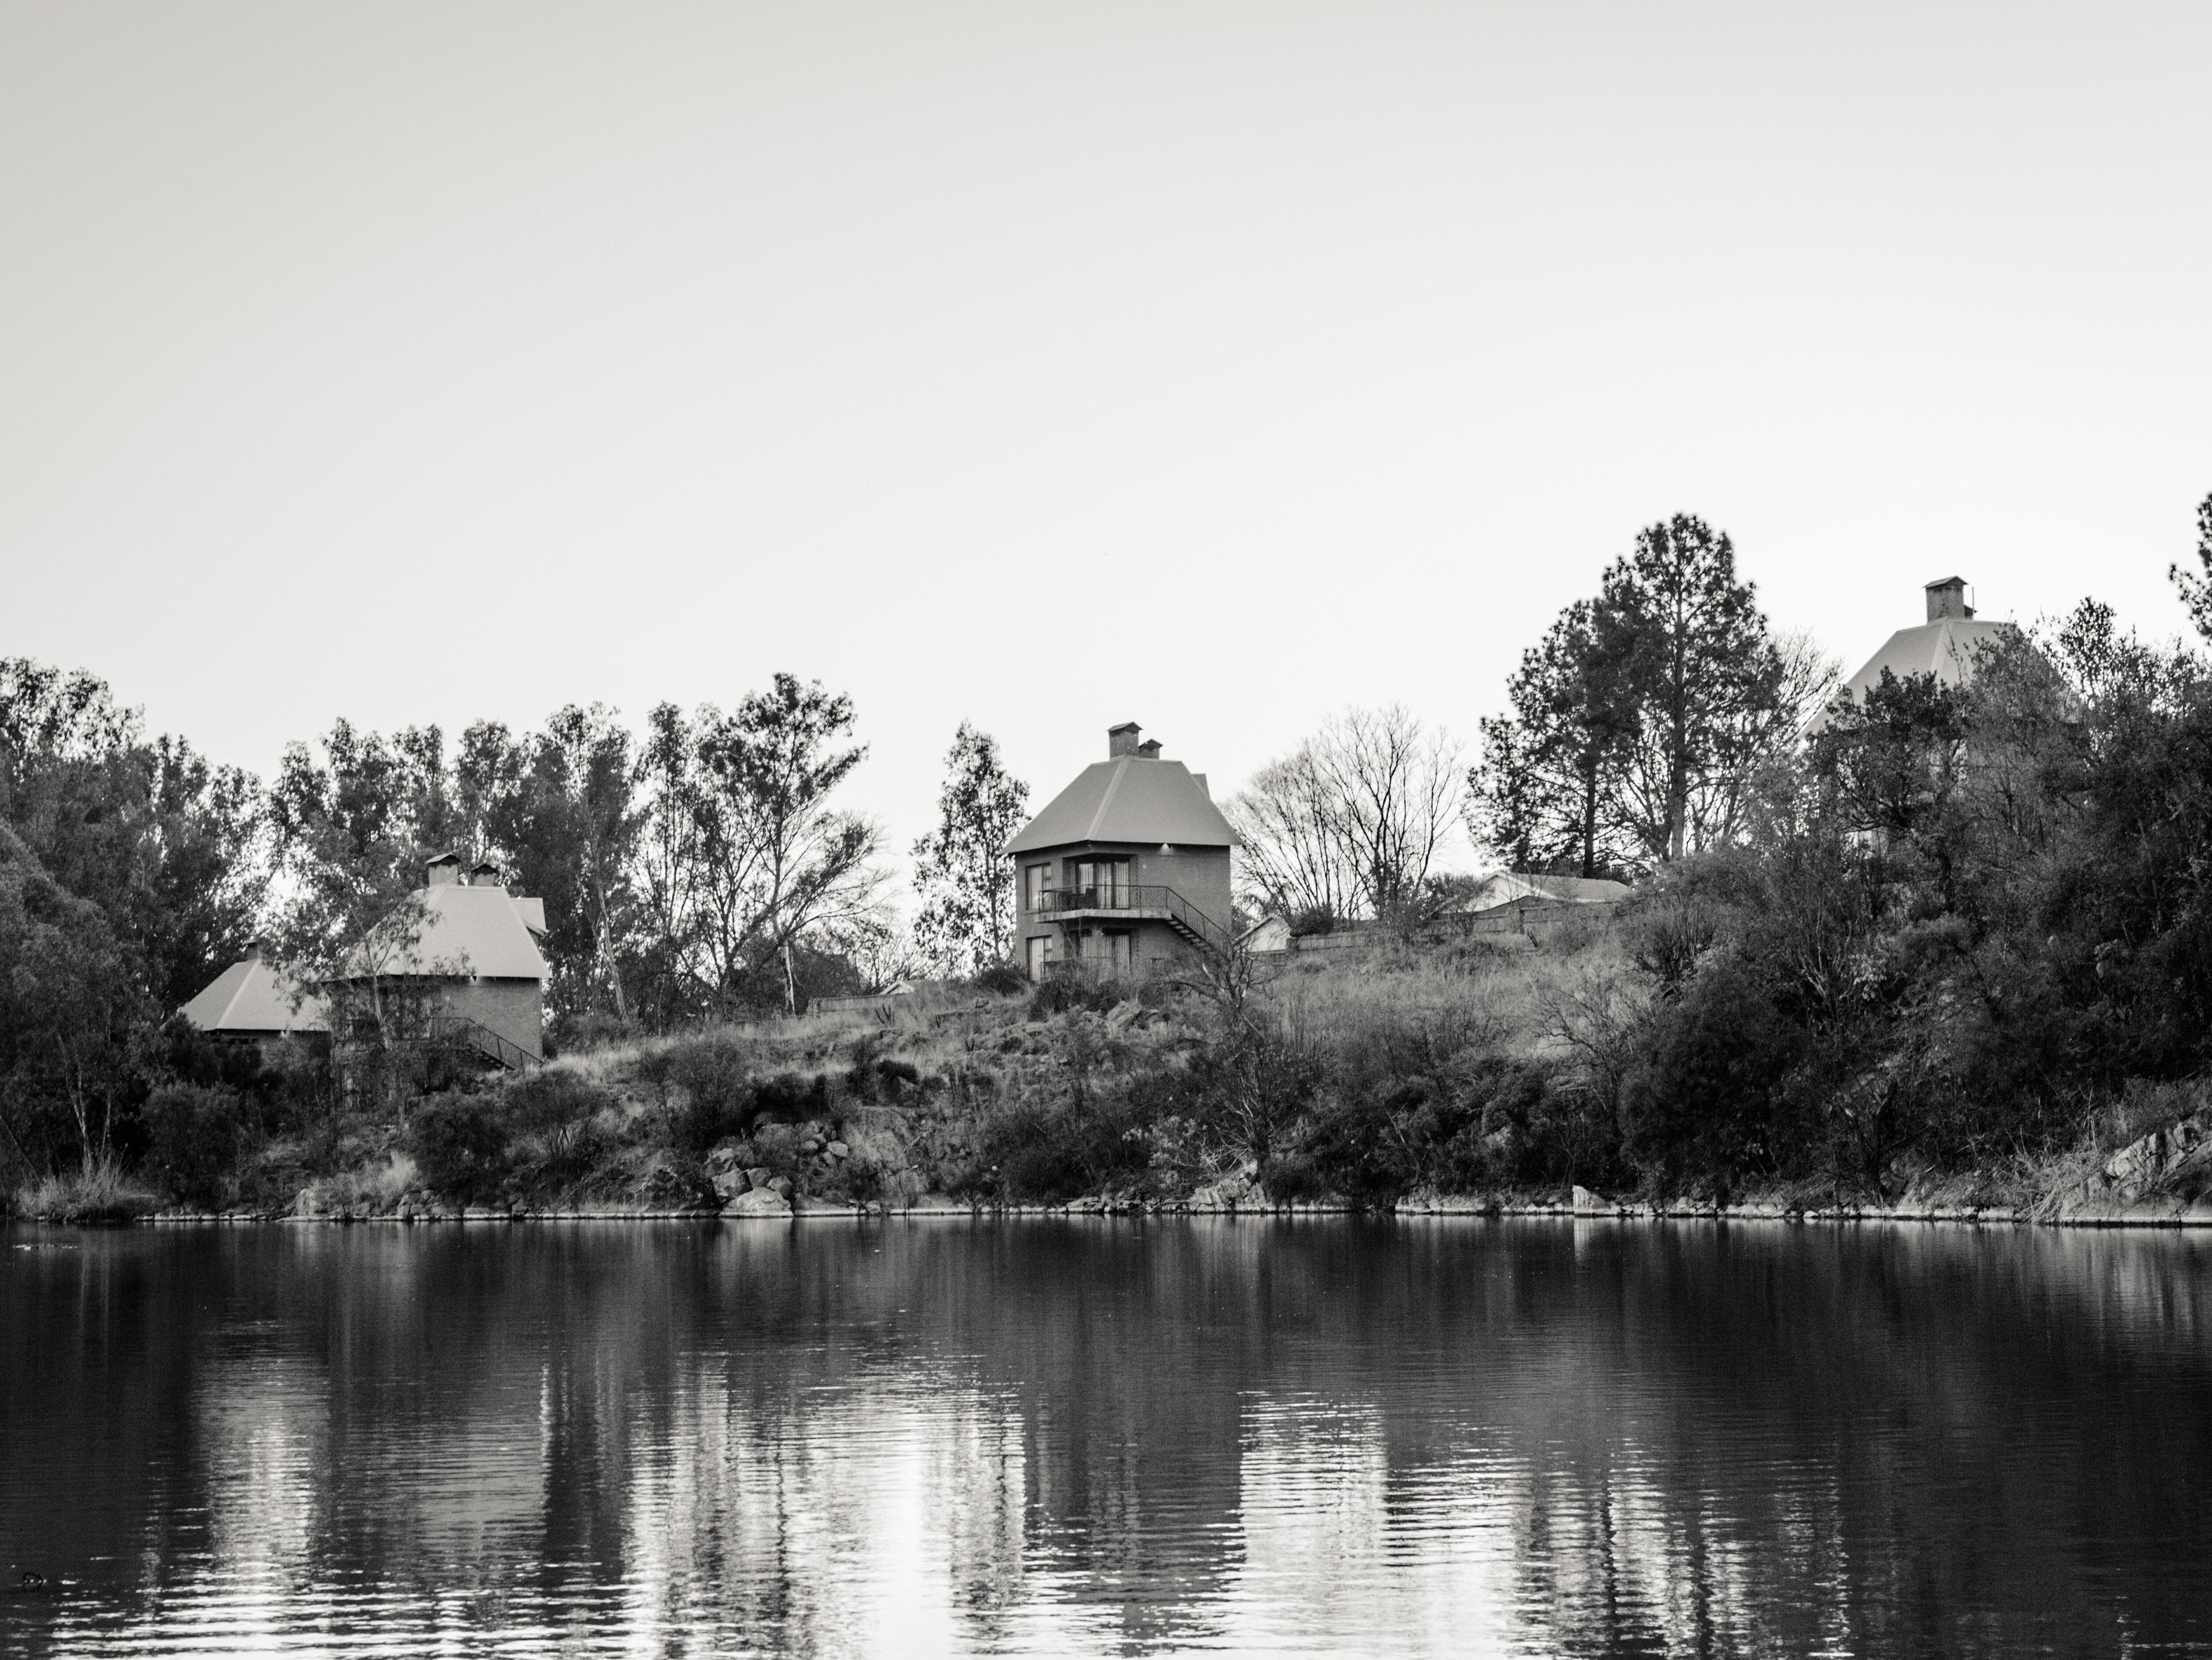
[1066,858,1131,907]
[1105,930,1134,970]
[1025,863,1052,912]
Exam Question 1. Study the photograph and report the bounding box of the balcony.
[1030,884,1229,955]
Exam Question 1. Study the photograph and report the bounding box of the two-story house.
[1006,723,1237,981]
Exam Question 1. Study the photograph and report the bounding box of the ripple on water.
[3,1217,2210,1656]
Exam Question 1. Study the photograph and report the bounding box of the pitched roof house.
[327,854,552,1062]
[1464,872,1632,912]
[1006,723,1237,981]
[178,940,326,1039]
[1831,577,2017,712]
[179,854,552,1068]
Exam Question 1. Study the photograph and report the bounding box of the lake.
[2,1217,2208,1657]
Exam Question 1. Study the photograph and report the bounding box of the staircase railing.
[1034,883,1231,956]
[426,1014,538,1071]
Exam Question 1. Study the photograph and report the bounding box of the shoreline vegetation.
[15,504,2212,1233]
[19,934,2212,1233]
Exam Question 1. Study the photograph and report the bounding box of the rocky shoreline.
[130,1187,2212,1228]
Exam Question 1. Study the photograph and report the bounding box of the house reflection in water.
[6,1222,2212,1655]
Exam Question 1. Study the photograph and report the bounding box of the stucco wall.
[1014,839,1234,977]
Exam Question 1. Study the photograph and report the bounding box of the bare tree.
[1233,706,1464,925]
[1305,705,1465,922]
[1227,748,1361,921]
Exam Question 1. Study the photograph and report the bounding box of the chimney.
[1136,739,1162,760]
[467,859,505,890]
[1108,721,1142,758]
[425,851,462,886]
[1925,576,1973,623]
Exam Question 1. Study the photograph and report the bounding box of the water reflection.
[2,1219,2209,1656]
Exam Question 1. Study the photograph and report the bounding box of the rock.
[746,1166,773,1192]
[2105,1120,2206,1199]
[827,1141,849,1159]
[767,1176,792,1197]
[799,1138,822,1155]
[724,1187,792,1217]
[707,1142,741,1173]
[1572,1185,1605,1214]
[711,1168,750,1200]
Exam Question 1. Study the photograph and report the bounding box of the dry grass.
[15,1159,159,1224]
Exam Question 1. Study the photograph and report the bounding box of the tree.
[910,722,1029,976]
[0,824,145,1175]
[1228,747,1362,923]
[1231,706,1462,926]
[2166,488,2212,643]
[267,720,444,1043]
[1469,597,1642,877]
[1602,515,1787,864]
[654,676,889,1017]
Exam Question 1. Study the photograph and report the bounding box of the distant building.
[1006,723,1237,982]
[1464,872,1632,913]
[179,853,552,1070]
[1238,914,1293,955]
[177,940,326,1045]
[1828,576,2019,717]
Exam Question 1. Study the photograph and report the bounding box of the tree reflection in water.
[2,1218,2208,1656]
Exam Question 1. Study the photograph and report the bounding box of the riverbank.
[17,928,2212,1230]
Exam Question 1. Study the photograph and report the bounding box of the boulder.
[2105,1120,2207,1199]
[827,1141,850,1159]
[767,1176,792,1198]
[724,1186,792,1218]
[1572,1185,1606,1214]
[745,1166,774,1192]
[711,1168,750,1200]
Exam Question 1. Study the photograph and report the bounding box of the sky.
[5,0,2210,893]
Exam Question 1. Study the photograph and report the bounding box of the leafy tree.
[1471,597,1642,877]
[1602,515,1789,863]
[637,676,888,1017]
[0,824,145,1175]
[2166,488,2212,643]
[910,722,1029,976]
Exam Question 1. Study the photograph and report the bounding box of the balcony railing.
[1030,883,1230,955]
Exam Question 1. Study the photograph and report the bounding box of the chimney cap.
[424,851,462,885]
[1924,574,1969,590]
[1136,739,1162,759]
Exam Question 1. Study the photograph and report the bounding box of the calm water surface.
[2,1217,2208,1658]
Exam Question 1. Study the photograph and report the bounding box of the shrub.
[15,1159,158,1224]
[970,961,1027,995]
[407,1097,513,1203]
[141,1082,253,1210]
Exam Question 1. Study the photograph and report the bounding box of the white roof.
[178,953,328,1034]
[1007,757,1238,853]
[1469,872,1631,909]
[338,883,551,981]
[1839,618,2016,702]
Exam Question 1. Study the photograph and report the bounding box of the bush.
[141,1082,253,1209]
[407,1097,513,1203]
[15,1159,158,1224]
[969,961,1027,995]
[1025,979,1121,1020]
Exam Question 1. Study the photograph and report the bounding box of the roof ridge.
[1086,757,1131,841]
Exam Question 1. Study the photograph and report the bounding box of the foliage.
[1472,516,1834,875]
[407,1097,513,1204]
[911,722,1029,977]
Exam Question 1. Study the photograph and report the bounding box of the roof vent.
[1925,576,1973,622]
[1108,722,1142,758]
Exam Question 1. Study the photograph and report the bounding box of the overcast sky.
[5,0,2209,887]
